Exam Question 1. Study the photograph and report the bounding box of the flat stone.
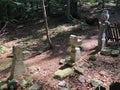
[29,83,42,90]
[89,55,96,61]
[74,66,84,75]
[58,81,69,90]
[59,59,66,65]
[54,68,74,80]
[87,63,94,68]
[0,83,7,90]
[111,50,119,57]
[65,60,75,66]
[99,71,107,76]
[58,81,66,87]
[91,79,103,87]
[100,49,111,56]
[79,75,86,83]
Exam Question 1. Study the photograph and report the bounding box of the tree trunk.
[70,0,77,18]
[67,0,71,20]
[102,0,105,9]
[116,0,119,9]
[42,0,53,49]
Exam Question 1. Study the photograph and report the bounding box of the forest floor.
[0,5,120,90]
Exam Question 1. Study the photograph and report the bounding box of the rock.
[100,49,111,56]
[89,55,96,61]
[79,75,86,83]
[86,76,92,83]
[65,60,75,66]
[54,68,74,80]
[87,63,94,68]
[29,83,42,90]
[23,51,31,60]
[0,83,8,90]
[74,66,84,75]
[111,50,119,57]
[91,79,103,87]
[99,71,107,76]
[58,81,69,90]
[59,59,66,65]
[58,81,66,87]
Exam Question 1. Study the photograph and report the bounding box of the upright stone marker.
[11,44,27,79]
[70,35,81,62]
[98,9,110,51]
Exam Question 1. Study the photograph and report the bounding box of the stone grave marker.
[70,35,81,62]
[11,44,27,79]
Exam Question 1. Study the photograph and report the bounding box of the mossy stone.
[111,50,119,57]
[65,60,75,66]
[89,55,96,61]
[100,49,111,56]
[54,68,73,80]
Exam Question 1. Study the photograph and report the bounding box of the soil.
[0,4,120,90]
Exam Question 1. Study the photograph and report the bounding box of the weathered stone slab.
[59,59,66,65]
[91,79,103,87]
[69,35,81,63]
[11,44,27,79]
[13,44,23,61]
[54,68,73,80]
[100,49,111,56]
[111,50,119,57]
[89,55,96,61]
[13,61,27,78]
[74,66,84,75]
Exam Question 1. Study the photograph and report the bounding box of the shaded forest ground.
[0,4,120,90]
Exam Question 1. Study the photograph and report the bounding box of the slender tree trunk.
[116,0,119,9]
[67,0,71,20]
[102,0,105,9]
[42,0,53,49]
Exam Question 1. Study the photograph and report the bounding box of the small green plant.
[20,77,33,89]
[0,45,8,55]
[27,77,33,85]
[21,79,28,89]
[28,66,35,73]
[7,79,18,90]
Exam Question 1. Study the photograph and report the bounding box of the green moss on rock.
[100,49,111,56]
[111,50,119,57]
[89,55,96,61]
[54,68,74,80]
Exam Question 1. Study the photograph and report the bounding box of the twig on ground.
[0,22,8,37]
